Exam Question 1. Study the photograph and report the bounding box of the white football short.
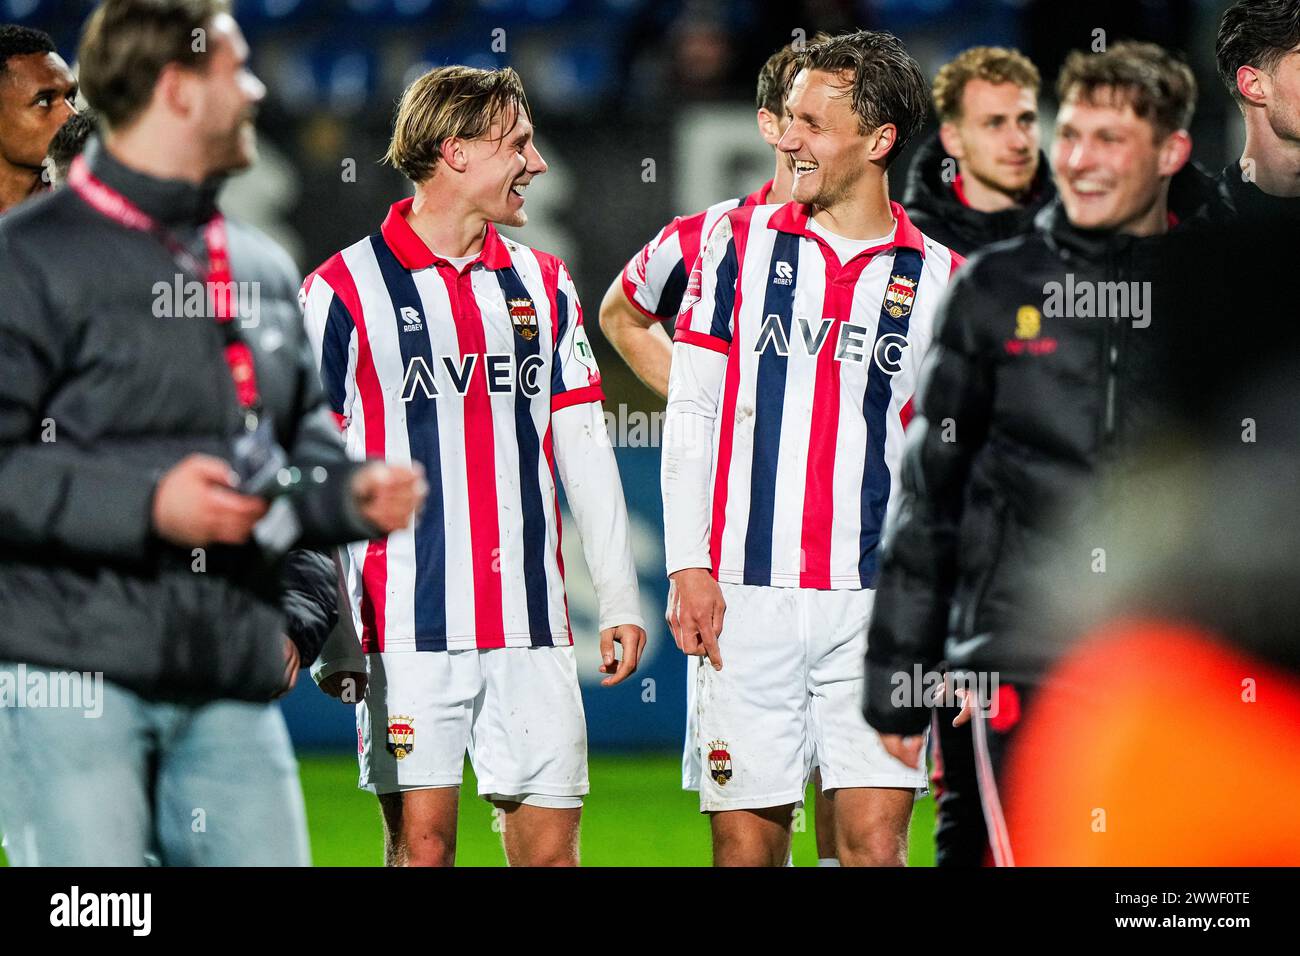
[358,646,588,808]
[694,582,928,812]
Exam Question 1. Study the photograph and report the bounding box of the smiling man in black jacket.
[899,44,1055,868]
[0,0,424,866]
[902,47,1055,258]
[863,42,1196,866]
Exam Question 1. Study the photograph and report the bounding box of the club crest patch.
[707,740,733,787]
[884,274,917,319]
[508,297,538,340]
[386,716,415,760]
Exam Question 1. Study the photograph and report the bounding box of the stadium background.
[3,0,1242,865]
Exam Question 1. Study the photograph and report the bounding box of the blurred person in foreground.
[0,0,423,866]
[600,36,845,865]
[0,24,76,213]
[304,65,645,867]
[902,46,1054,258]
[1003,308,1300,863]
[664,30,964,866]
[863,43,1196,866]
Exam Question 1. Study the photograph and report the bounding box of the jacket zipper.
[1102,247,1123,448]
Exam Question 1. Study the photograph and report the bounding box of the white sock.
[817,857,841,867]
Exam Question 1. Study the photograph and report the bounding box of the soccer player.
[1213,0,1300,215]
[601,37,841,864]
[902,46,1054,257]
[863,42,1195,866]
[304,65,646,867]
[662,30,962,867]
[900,44,1053,868]
[0,24,76,213]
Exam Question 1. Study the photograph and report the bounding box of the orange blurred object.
[1005,620,1300,866]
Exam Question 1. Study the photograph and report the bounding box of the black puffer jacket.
[864,200,1175,735]
[1205,162,1300,223]
[901,133,1055,257]
[0,140,373,702]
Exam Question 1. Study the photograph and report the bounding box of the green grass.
[0,752,936,867]
[300,751,936,867]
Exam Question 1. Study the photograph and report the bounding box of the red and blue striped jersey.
[621,181,774,321]
[301,198,603,651]
[674,200,963,589]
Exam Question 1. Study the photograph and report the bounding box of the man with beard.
[664,30,962,866]
[0,0,424,865]
[902,46,1054,258]
[600,37,846,865]
[0,24,76,214]
[863,42,1197,866]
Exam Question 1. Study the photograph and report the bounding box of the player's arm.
[599,220,689,399]
[597,276,674,399]
[661,216,736,671]
[550,262,647,687]
[864,263,995,762]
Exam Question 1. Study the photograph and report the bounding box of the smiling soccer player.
[303,65,646,867]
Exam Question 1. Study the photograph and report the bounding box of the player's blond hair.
[385,65,532,184]
[931,46,1040,123]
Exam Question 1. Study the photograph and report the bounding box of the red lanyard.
[67,155,260,411]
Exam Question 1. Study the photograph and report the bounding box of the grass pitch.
[300,751,937,867]
[0,751,936,866]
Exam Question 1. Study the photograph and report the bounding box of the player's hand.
[152,453,270,547]
[318,670,368,702]
[952,685,975,727]
[598,624,648,687]
[669,568,725,670]
[351,461,427,534]
[274,636,300,699]
[881,733,925,770]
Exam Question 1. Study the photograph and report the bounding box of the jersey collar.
[767,200,927,258]
[743,179,775,206]
[380,197,514,272]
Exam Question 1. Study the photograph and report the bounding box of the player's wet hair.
[385,65,532,184]
[1216,0,1300,105]
[0,24,57,76]
[755,33,830,116]
[931,46,1040,123]
[1057,42,1196,140]
[78,0,228,130]
[796,29,928,168]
